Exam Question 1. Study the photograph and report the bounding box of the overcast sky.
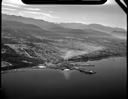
[2,0,127,29]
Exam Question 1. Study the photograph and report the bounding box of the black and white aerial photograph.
[1,0,127,99]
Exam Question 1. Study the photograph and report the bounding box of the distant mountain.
[60,23,126,33]
[88,24,126,33]
[1,14,126,71]
[2,14,61,31]
[60,23,89,29]
[2,14,112,38]
[3,14,126,32]
[2,18,63,70]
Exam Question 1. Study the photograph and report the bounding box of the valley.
[1,14,127,74]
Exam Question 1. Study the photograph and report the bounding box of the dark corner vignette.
[21,0,107,5]
[0,0,127,99]
[115,0,127,14]
[21,0,127,14]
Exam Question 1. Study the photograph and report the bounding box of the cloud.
[19,11,59,19]
[2,3,19,8]
[21,11,59,19]
[3,0,25,5]
[2,9,17,15]
[2,0,27,8]
[2,0,59,21]
[2,7,16,11]
[24,8,41,11]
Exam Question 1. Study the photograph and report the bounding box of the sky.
[2,0,127,29]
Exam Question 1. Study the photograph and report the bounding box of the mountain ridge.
[2,14,126,32]
[1,13,126,72]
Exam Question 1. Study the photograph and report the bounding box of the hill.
[1,14,127,71]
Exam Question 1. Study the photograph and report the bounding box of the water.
[1,57,127,99]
